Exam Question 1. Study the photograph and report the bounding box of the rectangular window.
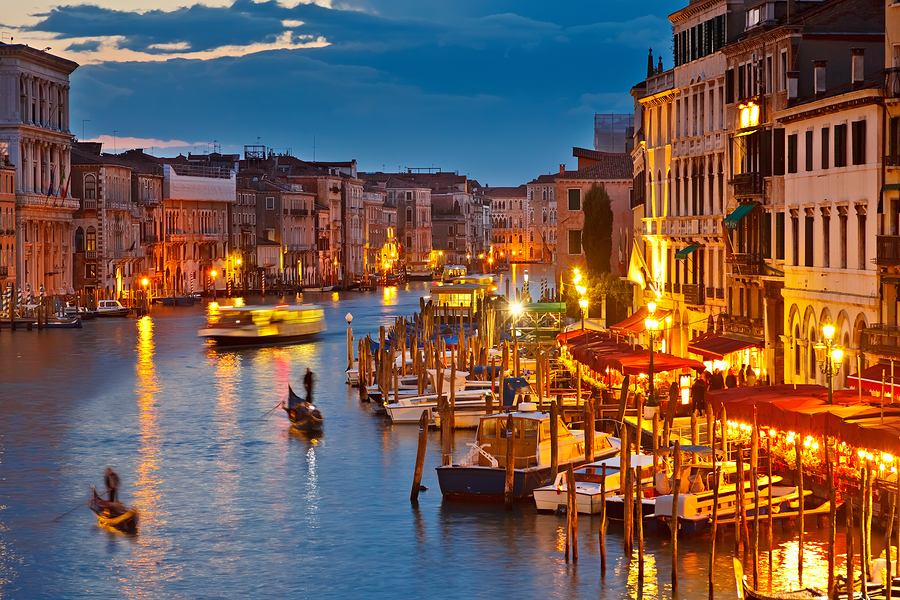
[822,213,830,268]
[780,50,787,91]
[85,264,96,279]
[567,188,581,211]
[762,211,772,259]
[851,120,866,165]
[804,215,814,267]
[725,69,735,104]
[821,127,830,169]
[787,134,798,174]
[839,213,847,269]
[889,117,900,162]
[805,130,814,172]
[858,212,866,269]
[266,197,275,210]
[791,215,799,266]
[834,124,848,167]
[773,129,785,175]
[766,55,773,93]
[568,229,582,255]
[775,212,785,260]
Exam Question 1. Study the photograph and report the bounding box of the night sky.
[5,1,682,185]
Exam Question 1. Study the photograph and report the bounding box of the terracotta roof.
[558,153,633,181]
[71,146,133,168]
[482,185,527,198]
[528,173,559,185]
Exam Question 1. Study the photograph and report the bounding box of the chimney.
[559,164,566,174]
[813,60,827,96]
[787,71,799,100]
[851,48,865,88]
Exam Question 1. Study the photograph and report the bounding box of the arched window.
[542,209,547,223]
[75,227,84,253]
[86,226,96,251]
[530,247,534,259]
[84,174,96,200]
[808,331,817,380]
[530,231,534,242]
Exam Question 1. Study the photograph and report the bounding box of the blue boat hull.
[436,465,551,501]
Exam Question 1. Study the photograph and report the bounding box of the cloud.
[86,134,210,150]
[65,39,102,52]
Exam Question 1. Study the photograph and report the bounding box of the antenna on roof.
[313,134,316,162]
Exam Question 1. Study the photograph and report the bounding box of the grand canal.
[0,270,847,598]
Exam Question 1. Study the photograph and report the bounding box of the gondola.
[88,487,139,534]
[284,385,324,432]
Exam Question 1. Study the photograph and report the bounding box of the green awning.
[884,183,900,192]
[675,245,700,260]
[724,203,758,229]
[520,302,567,314]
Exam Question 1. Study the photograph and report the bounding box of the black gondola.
[284,385,324,432]
[88,486,139,534]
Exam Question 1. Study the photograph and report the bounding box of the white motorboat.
[198,304,326,347]
[96,299,130,317]
[436,398,619,501]
[534,454,652,514]
[370,369,492,405]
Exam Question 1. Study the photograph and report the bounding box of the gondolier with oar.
[105,467,121,503]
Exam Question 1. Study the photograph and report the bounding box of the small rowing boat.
[735,557,826,599]
[284,385,324,432]
[89,487,139,534]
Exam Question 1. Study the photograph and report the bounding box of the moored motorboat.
[96,299,130,317]
[199,304,326,347]
[89,487,139,534]
[534,454,654,514]
[45,315,83,328]
[436,397,619,502]
[284,385,323,432]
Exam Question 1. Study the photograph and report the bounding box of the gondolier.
[304,368,314,403]
[105,467,120,503]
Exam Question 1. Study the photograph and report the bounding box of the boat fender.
[555,504,567,515]
[418,485,428,491]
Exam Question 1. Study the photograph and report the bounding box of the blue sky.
[5,1,682,185]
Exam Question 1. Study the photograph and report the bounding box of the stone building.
[485,185,527,266]
[0,156,15,290]
[0,43,80,294]
[525,173,558,264]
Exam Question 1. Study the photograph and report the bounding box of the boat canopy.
[501,377,533,407]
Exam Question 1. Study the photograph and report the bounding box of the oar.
[53,490,107,522]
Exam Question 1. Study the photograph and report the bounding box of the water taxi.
[436,400,619,501]
[198,304,326,347]
[96,299,130,317]
[441,265,467,282]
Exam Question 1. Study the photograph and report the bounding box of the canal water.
[0,273,852,598]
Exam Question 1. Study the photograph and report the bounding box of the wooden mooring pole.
[795,440,804,586]
[599,463,607,576]
[550,400,559,482]
[566,463,578,562]
[671,439,681,592]
[504,412,515,510]
[410,410,429,503]
[709,413,719,600]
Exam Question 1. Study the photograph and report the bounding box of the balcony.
[682,283,705,306]
[722,314,765,339]
[727,252,762,276]
[729,173,763,196]
[81,199,97,211]
[85,251,98,260]
[862,325,900,357]
[877,235,900,266]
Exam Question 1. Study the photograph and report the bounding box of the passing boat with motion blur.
[284,385,323,432]
[89,487,139,534]
[199,304,326,347]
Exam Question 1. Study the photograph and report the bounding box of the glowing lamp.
[822,324,835,341]
[576,285,586,296]
[645,318,660,332]
[511,302,522,316]
[210,270,217,278]
[648,301,657,314]
[141,278,149,287]
[831,348,844,364]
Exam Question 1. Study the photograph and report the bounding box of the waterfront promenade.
[0,281,840,598]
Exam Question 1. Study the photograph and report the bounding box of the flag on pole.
[59,167,69,199]
[46,169,55,198]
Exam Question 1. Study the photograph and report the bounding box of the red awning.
[687,332,763,360]
[609,307,648,333]
[609,307,672,334]
[847,363,900,393]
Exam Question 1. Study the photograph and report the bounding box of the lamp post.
[141,277,150,315]
[645,302,660,408]
[579,298,589,332]
[814,323,844,405]
[210,269,218,300]
[346,312,354,371]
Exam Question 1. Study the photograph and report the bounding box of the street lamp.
[511,302,523,377]
[210,269,218,300]
[645,302,660,410]
[578,298,589,332]
[814,323,844,405]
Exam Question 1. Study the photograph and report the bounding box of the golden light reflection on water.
[754,537,832,593]
[623,550,660,599]
[124,316,179,598]
[207,350,240,514]
[383,286,397,303]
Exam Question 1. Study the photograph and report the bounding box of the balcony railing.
[729,173,763,196]
[861,325,900,357]
[682,283,705,306]
[877,235,900,266]
[727,252,762,276]
[82,199,97,211]
[886,67,900,99]
[722,314,764,339]
[85,251,98,259]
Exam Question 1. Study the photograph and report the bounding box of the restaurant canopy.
[847,362,900,393]
[707,385,900,455]
[687,332,763,360]
[609,307,672,334]
[568,343,703,376]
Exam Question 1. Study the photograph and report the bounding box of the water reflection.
[124,316,178,598]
